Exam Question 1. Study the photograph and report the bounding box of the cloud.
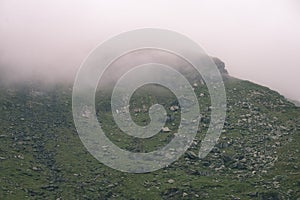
[0,0,299,100]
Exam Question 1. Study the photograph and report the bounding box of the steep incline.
[0,77,299,199]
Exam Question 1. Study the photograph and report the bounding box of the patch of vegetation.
[0,78,299,199]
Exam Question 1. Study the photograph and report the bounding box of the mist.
[0,0,300,101]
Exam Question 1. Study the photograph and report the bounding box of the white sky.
[0,0,300,100]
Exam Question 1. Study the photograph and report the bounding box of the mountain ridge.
[0,59,299,199]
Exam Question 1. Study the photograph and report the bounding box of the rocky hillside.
[0,66,299,199]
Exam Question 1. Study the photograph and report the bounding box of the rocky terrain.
[0,60,299,199]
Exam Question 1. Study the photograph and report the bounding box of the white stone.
[167,179,175,184]
[162,127,171,132]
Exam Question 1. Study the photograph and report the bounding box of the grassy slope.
[0,78,299,199]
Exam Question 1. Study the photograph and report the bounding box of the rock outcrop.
[211,57,229,75]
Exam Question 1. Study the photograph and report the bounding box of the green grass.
[0,78,299,199]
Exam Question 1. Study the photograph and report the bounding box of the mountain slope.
[0,77,299,200]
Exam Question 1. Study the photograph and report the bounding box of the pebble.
[167,179,175,184]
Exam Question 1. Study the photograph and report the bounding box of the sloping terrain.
[0,77,299,199]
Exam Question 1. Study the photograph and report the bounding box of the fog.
[0,0,300,101]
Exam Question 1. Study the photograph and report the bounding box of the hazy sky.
[0,0,300,100]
